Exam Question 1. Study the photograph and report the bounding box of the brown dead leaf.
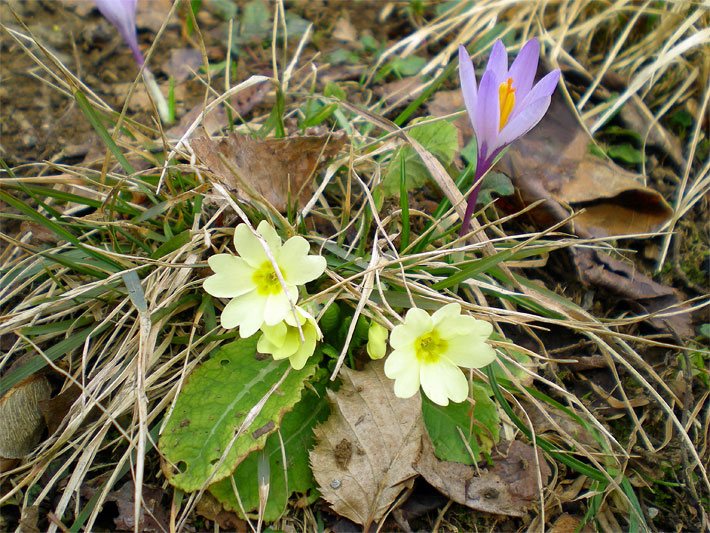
[192,132,345,212]
[0,375,51,458]
[105,481,168,531]
[414,436,551,517]
[549,513,594,533]
[18,505,40,533]
[196,492,248,532]
[572,248,692,338]
[310,360,424,529]
[20,220,58,245]
[38,384,84,435]
[518,400,597,448]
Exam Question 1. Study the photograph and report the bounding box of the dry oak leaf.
[414,436,551,517]
[309,360,424,529]
[191,132,345,212]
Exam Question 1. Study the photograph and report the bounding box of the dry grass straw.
[1,0,708,530]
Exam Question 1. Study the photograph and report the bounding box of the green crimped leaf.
[422,382,500,465]
[160,337,318,492]
[382,119,459,196]
[209,383,329,520]
[477,172,514,206]
[607,142,644,164]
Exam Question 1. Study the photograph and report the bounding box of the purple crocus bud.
[95,0,144,67]
[458,39,561,234]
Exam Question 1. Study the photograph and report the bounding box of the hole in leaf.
[177,461,187,473]
[220,359,230,367]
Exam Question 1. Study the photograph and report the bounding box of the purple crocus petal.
[475,69,500,161]
[508,38,539,103]
[95,0,144,67]
[497,95,552,147]
[485,40,508,81]
[517,69,560,111]
[458,45,478,135]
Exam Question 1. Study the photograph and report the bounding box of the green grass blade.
[74,90,135,175]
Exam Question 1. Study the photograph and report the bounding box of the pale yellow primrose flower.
[203,221,326,337]
[257,306,322,370]
[366,321,389,360]
[384,303,496,406]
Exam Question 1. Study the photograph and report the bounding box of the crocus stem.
[459,158,489,236]
[142,68,171,124]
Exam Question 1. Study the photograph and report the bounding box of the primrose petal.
[431,303,462,327]
[256,220,283,254]
[444,334,496,368]
[280,242,326,284]
[233,224,269,267]
[220,291,266,336]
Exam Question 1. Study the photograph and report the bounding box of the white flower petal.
[233,224,268,267]
[443,335,497,369]
[437,315,492,340]
[203,255,255,298]
[289,327,318,370]
[220,291,266,336]
[260,321,288,347]
[256,220,283,254]
[431,303,462,327]
[264,287,298,326]
[270,331,300,359]
[420,361,469,406]
[384,346,416,376]
[385,348,421,398]
[256,328,298,360]
[390,308,431,349]
[279,236,327,285]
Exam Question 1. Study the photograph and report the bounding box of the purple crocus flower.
[94,0,171,122]
[458,39,560,234]
[95,0,144,67]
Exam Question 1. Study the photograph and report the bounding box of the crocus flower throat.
[498,78,515,129]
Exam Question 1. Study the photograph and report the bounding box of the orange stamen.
[498,77,516,130]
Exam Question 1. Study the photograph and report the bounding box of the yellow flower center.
[252,261,283,296]
[498,77,516,130]
[415,330,448,364]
